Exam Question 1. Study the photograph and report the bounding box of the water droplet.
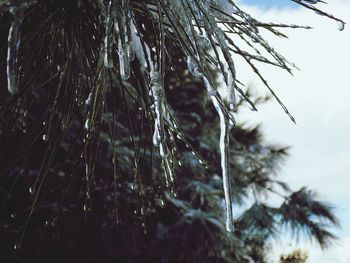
[42,134,48,141]
[10,213,16,219]
[29,187,33,194]
[14,243,21,250]
[338,21,345,31]
[85,93,93,106]
[252,36,259,43]
[198,159,204,164]
[84,119,91,130]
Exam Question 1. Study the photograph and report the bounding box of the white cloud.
[234,1,350,262]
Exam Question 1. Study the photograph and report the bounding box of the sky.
[239,0,295,9]
[234,0,350,262]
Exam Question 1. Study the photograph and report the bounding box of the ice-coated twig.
[150,70,162,147]
[149,67,174,186]
[292,0,346,31]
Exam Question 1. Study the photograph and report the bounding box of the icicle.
[150,70,163,148]
[7,6,24,94]
[103,1,114,68]
[117,34,130,80]
[115,2,131,80]
[131,20,148,72]
[210,95,234,232]
[125,10,134,62]
[203,75,234,232]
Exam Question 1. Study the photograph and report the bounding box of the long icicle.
[7,6,24,94]
[203,73,234,231]
[210,95,234,232]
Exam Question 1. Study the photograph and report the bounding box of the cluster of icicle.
[167,0,238,232]
[101,0,133,79]
[99,0,236,230]
[99,0,286,232]
[101,0,175,186]
[2,0,345,233]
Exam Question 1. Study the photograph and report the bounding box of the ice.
[131,20,148,72]
[7,6,24,94]
[338,21,345,31]
[103,1,114,68]
[203,70,234,232]
[226,68,236,110]
[210,95,234,232]
[187,56,203,78]
[150,70,163,147]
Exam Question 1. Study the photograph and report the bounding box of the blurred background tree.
[280,249,309,263]
[0,0,342,262]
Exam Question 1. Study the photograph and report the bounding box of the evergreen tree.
[280,249,309,263]
[0,0,343,262]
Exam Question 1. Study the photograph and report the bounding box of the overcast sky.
[235,0,350,262]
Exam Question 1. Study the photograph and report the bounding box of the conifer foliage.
[0,0,343,262]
